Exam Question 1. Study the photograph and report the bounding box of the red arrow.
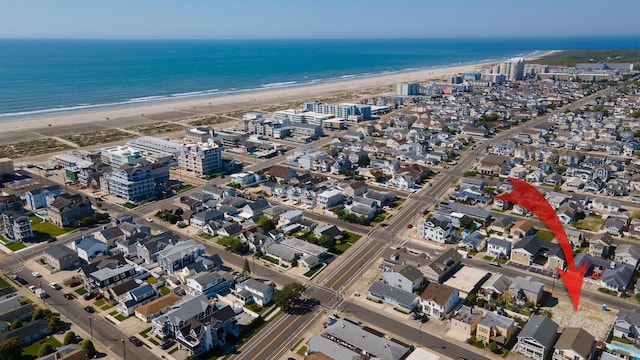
[495,178,586,311]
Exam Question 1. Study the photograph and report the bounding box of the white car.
[28,285,36,292]
[146,217,153,222]
[32,272,41,278]
[49,282,61,290]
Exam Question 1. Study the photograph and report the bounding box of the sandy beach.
[0,50,558,147]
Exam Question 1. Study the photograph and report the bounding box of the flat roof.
[443,266,488,296]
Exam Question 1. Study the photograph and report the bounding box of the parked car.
[145,217,153,222]
[31,272,41,278]
[28,285,36,292]
[489,261,501,267]
[84,306,94,313]
[16,277,27,285]
[49,282,61,290]
[10,274,18,280]
[69,281,81,287]
[84,291,97,300]
[94,293,104,300]
[63,293,74,300]
[407,224,413,228]
[129,336,143,347]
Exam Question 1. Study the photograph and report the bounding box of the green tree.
[459,215,474,230]
[0,337,22,360]
[318,235,334,249]
[635,293,640,303]
[32,308,52,321]
[465,293,477,306]
[38,343,55,357]
[217,236,248,254]
[487,342,499,353]
[9,320,22,330]
[242,259,251,275]
[630,111,640,118]
[256,215,276,232]
[274,282,306,312]
[357,154,370,167]
[63,331,78,345]
[47,314,63,332]
[80,339,97,359]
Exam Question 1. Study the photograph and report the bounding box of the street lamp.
[88,316,93,340]
[121,338,126,360]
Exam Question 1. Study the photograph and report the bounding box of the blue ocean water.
[0,37,638,120]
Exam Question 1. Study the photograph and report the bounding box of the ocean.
[0,37,638,120]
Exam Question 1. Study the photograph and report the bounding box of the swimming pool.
[607,341,640,360]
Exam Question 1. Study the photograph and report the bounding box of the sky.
[1,0,640,39]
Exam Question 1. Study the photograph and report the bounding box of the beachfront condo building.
[127,136,183,163]
[271,109,331,126]
[178,143,222,176]
[0,158,14,177]
[101,164,156,204]
[100,146,148,168]
[184,126,216,143]
[1,211,33,242]
[303,101,371,121]
[492,57,525,81]
[395,83,421,97]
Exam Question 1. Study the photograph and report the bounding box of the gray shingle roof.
[518,315,558,348]
[368,281,419,309]
[323,318,409,360]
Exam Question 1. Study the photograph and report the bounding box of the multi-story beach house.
[47,193,94,228]
[178,143,222,176]
[156,240,206,275]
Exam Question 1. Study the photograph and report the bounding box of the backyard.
[575,215,605,232]
[29,216,69,241]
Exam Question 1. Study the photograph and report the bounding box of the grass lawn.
[575,215,605,232]
[22,338,62,358]
[535,229,555,242]
[29,216,68,237]
[101,303,114,310]
[0,277,11,288]
[332,242,351,255]
[140,327,152,338]
[94,299,106,307]
[7,242,26,251]
[344,231,361,243]
[75,288,88,295]
[146,277,158,285]
[168,347,179,355]
[199,233,214,240]
[114,313,127,321]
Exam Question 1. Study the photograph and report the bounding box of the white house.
[381,265,425,293]
[72,236,108,262]
[317,189,345,209]
[186,271,234,297]
[419,282,460,319]
[417,218,453,244]
[487,237,512,259]
[234,279,274,306]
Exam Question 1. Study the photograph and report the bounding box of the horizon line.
[1,35,640,41]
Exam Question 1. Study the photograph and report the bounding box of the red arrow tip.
[557,263,587,311]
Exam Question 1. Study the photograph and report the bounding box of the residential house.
[490,217,515,234]
[613,309,640,339]
[264,165,297,183]
[278,210,303,227]
[509,276,545,305]
[47,193,94,227]
[511,235,565,270]
[217,222,243,238]
[600,264,635,292]
[0,319,51,345]
[368,281,420,312]
[480,274,512,300]
[516,315,559,360]
[42,244,80,271]
[317,319,410,360]
[511,220,536,238]
[604,217,627,236]
[107,279,140,301]
[135,232,175,264]
[314,224,344,243]
[234,279,274,306]
[25,185,61,210]
[450,306,483,339]
[86,263,137,290]
[344,181,368,198]
[419,282,459,319]
[71,236,108,262]
[476,311,516,347]
[552,327,596,360]
[190,209,225,229]
[117,283,157,316]
[487,237,512,259]
[589,233,615,259]
[134,293,182,323]
[175,306,239,357]
[614,244,640,269]
[592,198,621,214]
[316,189,344,209]
[422,248,462,283]
[92,226,126,249]
[382,265,425,293]
[151,294,216,339]
[263,243,296,266]
[239,198,271,220]
[566,228,585,250]
[417,218,453,244]
[157,240,206,276]
[185,271,234,297]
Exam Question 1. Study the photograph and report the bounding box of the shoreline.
[0,50,559,145]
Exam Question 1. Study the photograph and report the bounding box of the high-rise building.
[494,58,525,81]
[178,143,222,176]
[396,83,421,96]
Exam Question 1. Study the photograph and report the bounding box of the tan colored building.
[0,158,14,177]
[476,311,516,346]
[134,293,182,322]
[450,305,482,339]
[511,220,535,238]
